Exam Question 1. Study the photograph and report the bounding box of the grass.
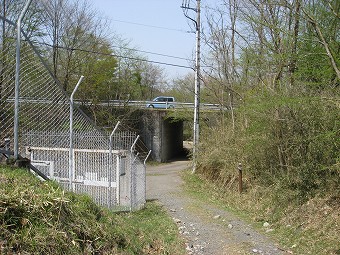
[0,165,185,255]
[182,170,340,255]
[2,163,338,255]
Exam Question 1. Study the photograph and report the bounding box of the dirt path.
[146,160,288,255]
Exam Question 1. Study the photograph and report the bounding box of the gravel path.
[146,160,289,255]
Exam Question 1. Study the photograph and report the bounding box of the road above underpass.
[6,97,231,111]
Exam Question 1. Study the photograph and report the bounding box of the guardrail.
[5,98,231,111]
[88,100,231,111]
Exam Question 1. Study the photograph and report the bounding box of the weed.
[0,166,185,255]
[182,169,340,255]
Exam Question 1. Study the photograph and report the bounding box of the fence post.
[109,121,120,208]
[130,135,140,162]
[143,150,152,166]
[143,150,151,207]
[69,76,84,192]
[238,162,243,193]
[130,135,139,211]
[14,0,33,160]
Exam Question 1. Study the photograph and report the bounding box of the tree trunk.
[303,9,340,81]
[289,0,301,87]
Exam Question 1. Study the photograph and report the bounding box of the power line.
[103,17,191,33]
[109,44,192,61]
[35,41,194,70]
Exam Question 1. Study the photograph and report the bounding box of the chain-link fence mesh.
[0,15,146,211]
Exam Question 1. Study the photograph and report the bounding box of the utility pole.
[181,0,201,174]
[193,0,201,174]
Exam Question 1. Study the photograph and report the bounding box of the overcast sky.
[92,0,205,80]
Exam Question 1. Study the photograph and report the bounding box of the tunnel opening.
[138,111,192,163]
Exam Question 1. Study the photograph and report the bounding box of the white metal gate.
[28,146,143,210]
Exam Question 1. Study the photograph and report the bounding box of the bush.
[198,88,340,202]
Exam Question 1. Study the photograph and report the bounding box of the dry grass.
[0,166,185,255]
[183,171,340,255]
[274,195,340,255]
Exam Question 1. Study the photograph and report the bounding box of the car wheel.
[148,105,154,108]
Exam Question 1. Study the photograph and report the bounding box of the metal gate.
[28,145,145,211]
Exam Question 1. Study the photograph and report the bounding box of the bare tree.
[39,0,68,77]
[140,62,166,99]
[39,0,111,92]
[302,1,340,82]
[201,0,244,122]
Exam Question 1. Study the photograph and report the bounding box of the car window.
[152,97,174,102]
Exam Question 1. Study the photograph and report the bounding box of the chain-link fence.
[0,13,147,211]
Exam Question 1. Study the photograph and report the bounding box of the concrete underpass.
[139,111,185,162]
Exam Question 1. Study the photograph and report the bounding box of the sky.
[91,0,200,80]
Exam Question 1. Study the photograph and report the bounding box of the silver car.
[146,96,175,109]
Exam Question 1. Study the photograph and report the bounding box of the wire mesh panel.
[131,157,146,211]
[74,149,113,206]
[0,16,146,211]
[29,146,70,182]
[0,22,17,146]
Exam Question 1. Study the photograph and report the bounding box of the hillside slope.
[0,166,185,255]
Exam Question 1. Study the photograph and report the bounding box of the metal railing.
[4,97,231,111]
[74,99,232,111]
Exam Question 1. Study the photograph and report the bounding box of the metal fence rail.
[0,13,146,211]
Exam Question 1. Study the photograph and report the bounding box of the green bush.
[198,88,339,202]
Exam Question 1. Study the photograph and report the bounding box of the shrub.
[198,88,340,202]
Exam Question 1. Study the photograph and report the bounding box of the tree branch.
[302,8,340,81]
